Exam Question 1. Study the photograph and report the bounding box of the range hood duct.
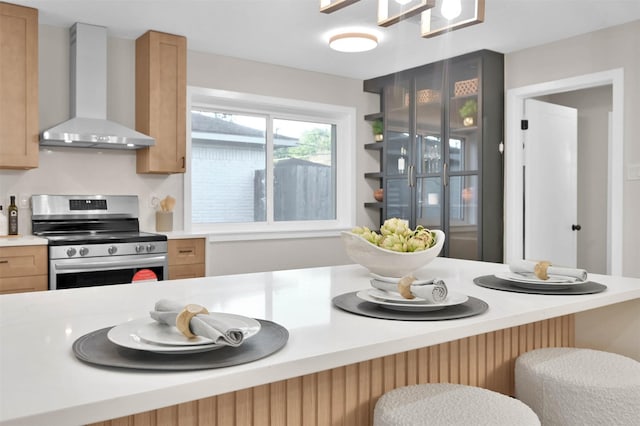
[40,23,154,149]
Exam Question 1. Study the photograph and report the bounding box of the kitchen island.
[1,258,638,426]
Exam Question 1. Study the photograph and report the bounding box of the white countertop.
[1,258,639,426]
[0,235,48,247]
[152,231,209,239]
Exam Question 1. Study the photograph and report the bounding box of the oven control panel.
[50,241,168,259]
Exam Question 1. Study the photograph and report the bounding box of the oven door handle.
[53,255,167,273]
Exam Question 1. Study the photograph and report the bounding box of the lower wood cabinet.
[0,245,47,293]
[168,238,205,280]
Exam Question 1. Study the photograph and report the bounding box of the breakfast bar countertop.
[1,258,639,426]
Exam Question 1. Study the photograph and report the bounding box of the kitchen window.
[186,87,356,239]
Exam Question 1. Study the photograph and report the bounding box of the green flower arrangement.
[459,99,477,118]
[371,119,384,141]
[372,119,383,134]
[351,218,437,253]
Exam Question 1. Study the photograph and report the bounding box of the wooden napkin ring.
[534,261,551,280]
[176,304,209,338]
[397,275,416,299]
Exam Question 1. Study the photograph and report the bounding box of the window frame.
[185,86,356,241]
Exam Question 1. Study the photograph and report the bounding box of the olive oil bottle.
[8,195,18,235]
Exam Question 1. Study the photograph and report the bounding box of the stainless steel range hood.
[40,23,154,149]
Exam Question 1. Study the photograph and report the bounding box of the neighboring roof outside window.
[191,111,298,147]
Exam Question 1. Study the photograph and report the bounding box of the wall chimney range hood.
[40,23,154,149]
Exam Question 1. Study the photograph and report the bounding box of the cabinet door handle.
[0,260,8,264]
[407,165,416,187]
[443,163,448,187]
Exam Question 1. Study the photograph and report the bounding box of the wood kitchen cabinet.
[168,238,205,279]
[0,245,47,293]
[0,2,38,169]
[135,30,187,174]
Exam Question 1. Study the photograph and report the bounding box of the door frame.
[504,68,623,275]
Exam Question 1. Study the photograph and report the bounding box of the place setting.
[336,220,488,320]
[333,273,488,321]
[72,299,289,371]
[474,259,607,295]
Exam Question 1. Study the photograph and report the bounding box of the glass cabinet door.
[383,79,411,223]
[447,56,481,259]
[386,178,411,222]
[415,64,444,231]
[384,80,411,177]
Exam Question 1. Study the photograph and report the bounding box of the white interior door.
[523,99,578,267]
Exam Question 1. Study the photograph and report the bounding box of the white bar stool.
[373,383,540,426]
[515,347,640,425]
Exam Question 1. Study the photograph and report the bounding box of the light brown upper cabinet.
[135,30,187,174]
[0,2,38,169]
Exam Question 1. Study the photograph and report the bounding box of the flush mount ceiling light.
[421,0,484,38]
[329,32,378,52]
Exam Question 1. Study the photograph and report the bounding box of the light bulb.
[441,0,461,20]
[395,0,413,5]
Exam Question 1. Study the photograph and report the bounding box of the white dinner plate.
[370,273,434,285]
[367,288,431,304]
[136,313,261,346]
[356,290,468,312]
[107,315,260,354]
[494,272,586,290]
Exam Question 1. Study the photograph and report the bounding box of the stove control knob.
[66,248,77,257]
[146,244,155,253]
[79,247,89,257]
[135,244,145,254]
[108,246,118,255]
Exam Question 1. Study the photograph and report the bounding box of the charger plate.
[473,275,607,295]
[72,319,288,371]
[332,292,488,321]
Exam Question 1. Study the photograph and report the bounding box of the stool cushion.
[515,347,640,426]
[373,383,540,426]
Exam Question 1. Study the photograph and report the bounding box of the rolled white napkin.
[370,277,448,303]
[509,259,588,281]
[150,299,244,347]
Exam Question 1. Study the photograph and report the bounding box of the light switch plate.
[628,164,640,181]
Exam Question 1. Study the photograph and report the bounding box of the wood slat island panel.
[92,315,574,426]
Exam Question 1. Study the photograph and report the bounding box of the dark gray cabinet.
[363,50,504,262]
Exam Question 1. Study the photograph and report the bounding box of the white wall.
[505,20,640,279]
[575,298,640,362]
